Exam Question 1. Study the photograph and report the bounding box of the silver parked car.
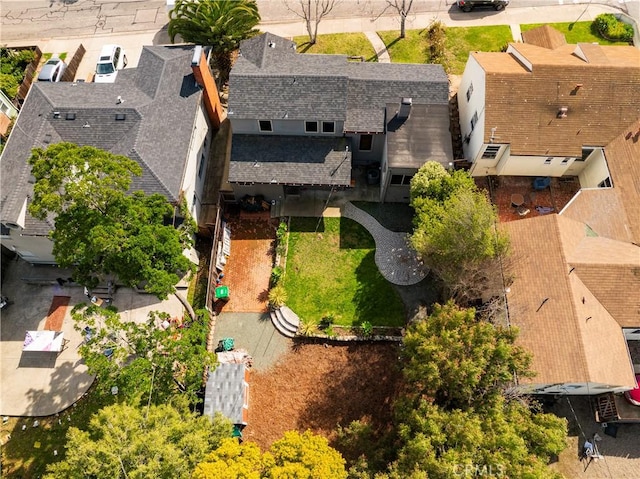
[37,57,67,82]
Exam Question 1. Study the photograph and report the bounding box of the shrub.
[298,317,319,336]
[276,221,288,241]
[593,14,634,42]
[426,20,448,70]
[360,320,373,337]
[270,266,284,286]
[320,313,335,330]
[268,284,288,308]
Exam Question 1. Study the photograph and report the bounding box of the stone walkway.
[342,202,427,286]
[364,31,390,63]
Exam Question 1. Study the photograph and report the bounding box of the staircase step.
[270,310,297,338]
[279,306,300,329]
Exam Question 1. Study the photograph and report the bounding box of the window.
[390,174,412,186]
[321,121,335,133]
[466,82,473,102]
[259,120,272,132]
[390,175,403,185]
[65,112,76,120]
[115,113,126,121]
[561,157,571,164]
[544,157,552,165]
[197,152,206,178]
[359,134,373,151]
[305,121,318,133]
[470,111,478,131]
[579,147,595,161]
[482,145,500,159]
[598,177,612,188]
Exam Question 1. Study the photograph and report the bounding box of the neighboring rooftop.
[471,26,640,157]
[0,45,203,230]
[203,362,249,425]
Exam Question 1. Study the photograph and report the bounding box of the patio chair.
[516,206,530,217]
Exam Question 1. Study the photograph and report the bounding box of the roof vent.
[397,97,412,120]
[83,121,90,128]
[115,113,126,121]
[53,111,60,119]
[557,107,568,119]
[116,95,124,104]
[65,112,76,120]
[268,41,276,48]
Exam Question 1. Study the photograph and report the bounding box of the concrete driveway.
[0,258,185,417]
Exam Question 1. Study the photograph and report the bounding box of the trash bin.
[215,285,229,301]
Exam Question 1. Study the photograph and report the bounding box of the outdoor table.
[510,193,525,207]
[22,331,67,352]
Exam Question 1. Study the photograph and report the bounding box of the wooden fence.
[13,45,42,108]
[61,44,86,83]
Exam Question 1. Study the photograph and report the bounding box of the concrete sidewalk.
[260,4,624,38]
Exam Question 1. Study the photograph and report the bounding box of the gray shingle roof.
[229,135,352,186]
[0,45,203,231]
[229,33,449,133]
[203,363,248,425]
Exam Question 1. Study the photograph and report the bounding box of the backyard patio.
[479,176,581,223]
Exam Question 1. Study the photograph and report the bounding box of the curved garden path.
[342,202,428,286]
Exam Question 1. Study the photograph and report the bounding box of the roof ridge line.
[128,147,175,202]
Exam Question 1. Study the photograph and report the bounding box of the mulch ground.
[44,295,70,331]
[243,342,402,451]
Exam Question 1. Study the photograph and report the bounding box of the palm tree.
[168,0,261,83]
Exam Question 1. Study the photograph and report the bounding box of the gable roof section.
[0,45,203,230]
[473,38,640,157]
[229,33,448,133]
[521,25,567,50]
[505,214,637,389]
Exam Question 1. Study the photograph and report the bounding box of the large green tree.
[410,162,509,304]
[389,398,567,479]
[73,304,215,405]
[28,142,195,299]
[193,431,348,479]
[44,403,231,479]
[168,0,260,82]
[401,301,532,409]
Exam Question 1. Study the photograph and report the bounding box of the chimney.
[397,97,412,120]
[191,46,224,129]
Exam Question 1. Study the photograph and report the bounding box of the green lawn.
[283,217,405,327]
[379,25,512,74]
[293,33,378,61]
[520,21,630,45]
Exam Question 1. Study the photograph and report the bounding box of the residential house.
[504,119,640,396]
[226,33,453,207]
[0,90,18,139]
[0,45,224,264]
[458,25,640,187]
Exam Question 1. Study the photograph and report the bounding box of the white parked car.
[38,57,67,82]
[94,44,127,83]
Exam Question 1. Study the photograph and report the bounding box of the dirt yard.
[243,342,402,452]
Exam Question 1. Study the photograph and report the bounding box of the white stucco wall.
[578,148,610,188]
[495,155,576,177]
[181,103,212,225]
[521,382,632,396]
[0,232,55,263]
[458,55,486,162]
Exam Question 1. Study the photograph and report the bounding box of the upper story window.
[481,145,500,159]
[259,120,272,132]
[305,121,318,133]
[359,134,373,151]
[598,177,612,188]
[466,82,473,102]
[544,157,552,165]
[198,152,206,178]
[322,121,335,134]
[470,111,478,131]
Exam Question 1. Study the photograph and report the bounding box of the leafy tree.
[44,403,232,479]
[73,304,215,405]
[401,301,532,409]
[168,0,261,82]
[28,142,195,299]
[193,438,263,479]
[193,430,348,479]
[284,0,341,45]
[0,47,36,98]
[390,397,566,479]
[265,430,348,479]
[410,162,509,304]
